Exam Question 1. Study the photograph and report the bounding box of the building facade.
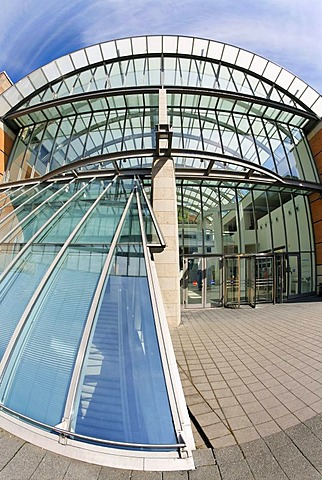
[0,35,322,470]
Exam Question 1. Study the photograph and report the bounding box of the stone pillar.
[151,89,180,327]
[307,121,322,292]
[152,156,181,327]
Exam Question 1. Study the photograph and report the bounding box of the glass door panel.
[255,256,273,303]
[246,256,256,307]
[275,254,286,303]
[288,254,299,296]
[224,257,240,307]
[205,257,222,307]
[184,257,203,307]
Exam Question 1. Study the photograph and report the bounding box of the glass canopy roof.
[1,35,322,119]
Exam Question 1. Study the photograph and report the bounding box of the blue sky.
[1,0,322,93]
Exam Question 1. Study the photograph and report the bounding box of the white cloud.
[0,0,322,93]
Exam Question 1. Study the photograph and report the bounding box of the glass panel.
[0,245,60,361]
[281,194,299,252]
[288,255,299,296]
[255,257,273,303]
[253,191,272,253]
[74,182,130,245]
[300,253,312,293]
[221,189,239,254]
[267,191,286,252]
[295,196,311,251]
[202,186,222,254]
[0,244,25,274]
[179,186,202,254]
[1,246,107,426]
[185,257,203,306]
[35,182,101,244]
[0,184,62,243]
[238,189,256,253]
[205,257,222,306]
[73,241,176,445]
[224,257,240,306]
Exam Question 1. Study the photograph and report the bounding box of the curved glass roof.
[1,35,322,118]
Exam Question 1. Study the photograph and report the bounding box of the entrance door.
[182,256,223,308]
[205,257,223,307]
[224,256,257,308]
[255,256,273,303]
[182,257,203,307]
[274,254,286,303]
[224,256,240,307]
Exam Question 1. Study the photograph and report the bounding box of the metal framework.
[0,34,322,471]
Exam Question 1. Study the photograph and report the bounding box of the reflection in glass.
[1,246,107,426]
[0,245,60,360]
[73,244,176,446]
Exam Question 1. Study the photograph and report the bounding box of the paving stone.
[64,460,101,480]
[255,420,281,437]
[196,412,222,427]
[211,435,236,449]
[0,443,45,480]
[215,445,244,464]
[30,451,71,480]
[163,470,189,479]
[98,466,131,479]
[233,427,260,444]
[304,414,322,440]
[192,448,215,467]
[245,452,288,480]
[131,471,162,480]
[188,465,221,480]
[264,431,292,449]
[277,456,321,480]
[285,424,322,472]
[204,422,231,440]
[189,402,212,416]
[0,432,25,470]
[218,459,255,480]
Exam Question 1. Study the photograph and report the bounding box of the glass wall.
[178,181,315,294]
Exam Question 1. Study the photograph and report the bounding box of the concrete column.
[152,156,181,327]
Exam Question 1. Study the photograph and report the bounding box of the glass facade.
[0,35,322,469]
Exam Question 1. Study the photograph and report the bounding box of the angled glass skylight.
[0,177,193,469]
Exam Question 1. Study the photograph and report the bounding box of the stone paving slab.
[171,302,322,479]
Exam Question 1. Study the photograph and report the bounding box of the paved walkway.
[0,302,321,479]
[172,302,322,479]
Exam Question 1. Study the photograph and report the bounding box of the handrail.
[0,404,185,450]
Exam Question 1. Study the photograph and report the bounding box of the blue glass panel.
[0,243,24,274]
[73,244,176,446]
[0,183,69,243]
[35,181,107,244]
[0,245,59,360]
[73,182,129,245]
[2,246,107,426]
